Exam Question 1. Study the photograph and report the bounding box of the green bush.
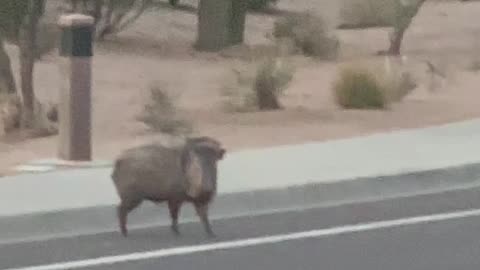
[137,83,193,135]
[333,66,388,109]
[273,12,339,59]
[333,64,416,109]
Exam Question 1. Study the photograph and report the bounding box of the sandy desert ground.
[0,0,479,175]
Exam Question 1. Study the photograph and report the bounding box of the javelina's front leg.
[168,200,182,236]
[194,202,215,238]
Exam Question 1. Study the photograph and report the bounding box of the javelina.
[111,136,226,237]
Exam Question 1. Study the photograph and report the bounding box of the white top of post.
[58,13,95,27]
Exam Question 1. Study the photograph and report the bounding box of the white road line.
[5,208,480,270]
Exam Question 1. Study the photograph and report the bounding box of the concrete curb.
[12,159,113,173]
[2,161,480,245]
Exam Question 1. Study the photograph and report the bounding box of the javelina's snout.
[111,136,225,238]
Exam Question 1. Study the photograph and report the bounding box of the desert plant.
[222,57,294,112]
[333,63,416,109]
[137,83,193,135]
[333,66,388,109]
[0,93,57,137]
[273,12,339,59]
[254,57,294,110]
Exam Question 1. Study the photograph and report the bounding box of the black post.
[57,14,94,161]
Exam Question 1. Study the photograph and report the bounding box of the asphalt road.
[84,211,480,270]
[2,186,480,270]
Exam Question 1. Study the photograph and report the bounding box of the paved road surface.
[2,189,480,270]
[85,211,480,270]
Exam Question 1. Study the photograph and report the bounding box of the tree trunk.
[0,41,17,95]
[387,27,405,56]
[255,72,281,110]
[96,0,114,40]
[92,0,104,25]
[196,0,247,52]
[386,0,426,56]
[18,0,42,128]
[228,0,248,45]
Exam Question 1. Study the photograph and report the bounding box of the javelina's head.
[181,136,226,199]
[187,136,225,160]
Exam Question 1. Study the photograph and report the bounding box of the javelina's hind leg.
[168,200,182,236]
[117,199,141,237]
[194,202,215,238]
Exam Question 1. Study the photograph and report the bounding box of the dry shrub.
[221,57,295,112]
[385,70,416,102]
[0,94,21,135]
[338,0,396,29]
[26,100,59,138]
[0,93,58,138]
[254,57,294,110]
[273,12,339,59]
[137,83,193,136]
[333,64,416,109]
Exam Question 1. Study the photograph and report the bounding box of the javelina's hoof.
[171,226,181,237]
[206,231,217,239]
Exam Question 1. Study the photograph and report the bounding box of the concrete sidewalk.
[2,118,480,243]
